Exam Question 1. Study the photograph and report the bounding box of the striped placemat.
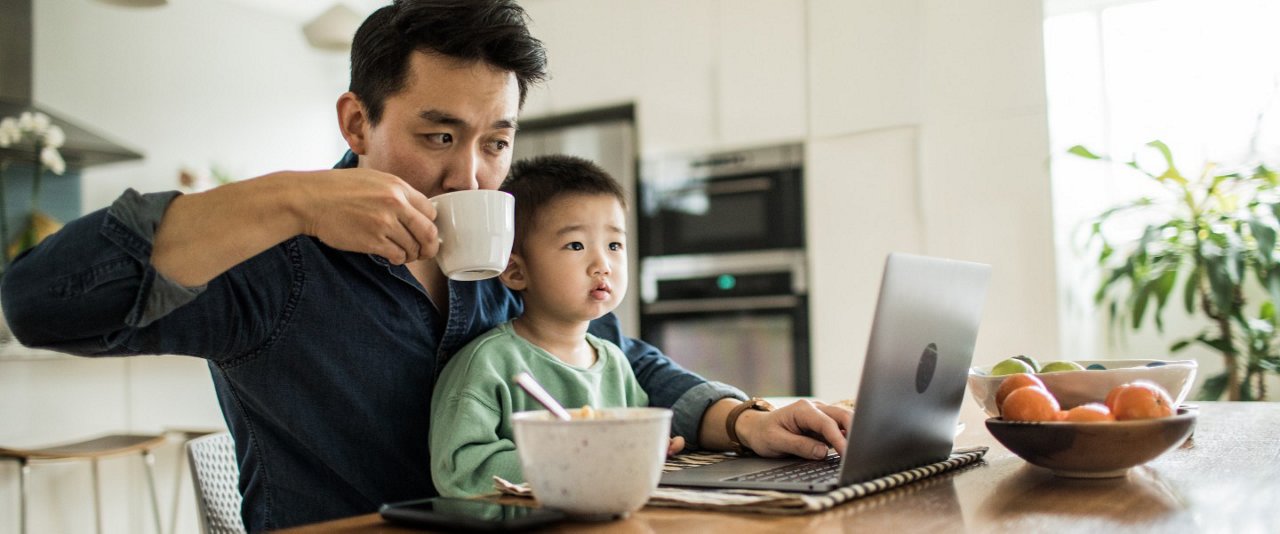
[492,446,987,514]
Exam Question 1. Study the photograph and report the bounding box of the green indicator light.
[716,274,736,290]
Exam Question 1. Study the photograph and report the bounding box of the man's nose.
[441,145,482,192]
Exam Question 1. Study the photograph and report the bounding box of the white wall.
[0,1,351,533]
[521,0,1060,399]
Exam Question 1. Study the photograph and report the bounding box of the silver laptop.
[660,253,991,492]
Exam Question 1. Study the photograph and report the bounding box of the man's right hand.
[298,168,439,265]
[152,168,441,287]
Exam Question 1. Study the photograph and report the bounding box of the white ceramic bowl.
[512,407,671,519]
[968,359,1197,417]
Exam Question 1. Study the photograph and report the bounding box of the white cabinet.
[526,0,808,154]
[807,0,922,138]
[715,0,808,148]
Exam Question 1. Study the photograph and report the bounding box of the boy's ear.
[336,91,370,155]
[499,254,527,291]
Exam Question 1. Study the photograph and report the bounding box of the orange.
[1001,386,1061,422]
[1062,403,1115,422]
[1107,382,1174,420]
[995,373,1047,412]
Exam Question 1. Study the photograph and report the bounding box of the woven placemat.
[493,446,987,514]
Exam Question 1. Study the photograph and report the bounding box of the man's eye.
[489,139,511,151]
[566,242,584,251]
[423,133,453,145]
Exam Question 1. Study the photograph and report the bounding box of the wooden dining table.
[279,401,1279,533]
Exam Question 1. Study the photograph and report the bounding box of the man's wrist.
[727,398,774,455]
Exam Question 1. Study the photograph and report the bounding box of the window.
[1044,0,1280,362]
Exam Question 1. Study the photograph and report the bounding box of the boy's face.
[503,194,628,324]
[344,50,520,198]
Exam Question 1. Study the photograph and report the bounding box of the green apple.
[1012,354,1041,373]
[1040,360,1086,373]
[991,358,1036,376]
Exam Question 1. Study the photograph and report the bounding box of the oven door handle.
[666,177,774,197]
[643,295,801,315]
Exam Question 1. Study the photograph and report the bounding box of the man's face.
[356,51,520,197]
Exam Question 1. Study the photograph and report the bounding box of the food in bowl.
[513,407,671,519]
[968,359,1196,417]
[997,375,1175,423]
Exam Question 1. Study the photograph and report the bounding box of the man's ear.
[337,91,370,155]
[499,254,527,291]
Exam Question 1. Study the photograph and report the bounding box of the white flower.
[17,111,34,131]
[43,125,65,149]
[0,117,18,147]
[40,145,65,175]
[31,112,51,135]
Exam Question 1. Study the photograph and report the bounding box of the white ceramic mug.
[430,190,515,281]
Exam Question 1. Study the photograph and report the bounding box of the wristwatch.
[725,397,774,456]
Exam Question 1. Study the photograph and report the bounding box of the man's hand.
[699,398,851,460]
[667,436,686,457]
[298,168,439,265]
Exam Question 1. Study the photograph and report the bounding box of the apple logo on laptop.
[916,343,939,393]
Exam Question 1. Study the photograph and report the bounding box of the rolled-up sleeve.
[1,188,204,353]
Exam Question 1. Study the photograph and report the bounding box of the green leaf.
[1067,145,1103,160]
[1151,268,1177,332]
[1170,339,1192,352]
[1183,267,1200,314]
[1250,220,1277,265]
[1261,301,1276,324]
[1146,140,1187,185]
[1197,372,1230,401]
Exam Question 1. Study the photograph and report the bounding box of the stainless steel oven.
[639,250,809,396]
[640,144,803,257]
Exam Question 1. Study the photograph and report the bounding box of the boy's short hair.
[502,155,626,252]
[349,0,548,125]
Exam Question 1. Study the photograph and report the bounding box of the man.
[1,0,850,530]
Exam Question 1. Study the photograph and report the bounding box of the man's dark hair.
[349,0,548,125]
[502,155,626,252]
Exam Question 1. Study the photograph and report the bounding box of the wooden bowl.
[985,407,1197,478]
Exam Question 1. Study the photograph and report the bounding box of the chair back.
[186,432,246,534]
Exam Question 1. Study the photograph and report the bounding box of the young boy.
[429,155,679,497]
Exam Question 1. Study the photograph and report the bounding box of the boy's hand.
[667,436,685,457]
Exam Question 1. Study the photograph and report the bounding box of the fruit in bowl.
[968,358,1196,417]
[986,377,1195,477]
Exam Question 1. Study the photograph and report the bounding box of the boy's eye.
[609,242,623,251]
[566,242,584,251]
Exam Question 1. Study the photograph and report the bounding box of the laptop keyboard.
[726,455,842,483]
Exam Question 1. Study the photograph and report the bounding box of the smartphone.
[379,496,566,532]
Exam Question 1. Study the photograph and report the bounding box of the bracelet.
[725,397,774,456]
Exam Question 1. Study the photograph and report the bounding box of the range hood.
[0,0,143,168]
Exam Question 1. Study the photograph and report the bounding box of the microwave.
[639,144,804,257]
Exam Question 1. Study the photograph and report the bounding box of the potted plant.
[1074,140,1279,401]
[0,111,66,269]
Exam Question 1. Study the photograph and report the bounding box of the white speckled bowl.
[968,359,1197,417]
[513,407,671,519]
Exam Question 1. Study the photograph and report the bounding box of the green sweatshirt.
[429,320,649,497]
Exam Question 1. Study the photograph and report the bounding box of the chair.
[0,433,167,534]
[186,432,246,534]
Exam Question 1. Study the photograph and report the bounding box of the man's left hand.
[736,399,851,459]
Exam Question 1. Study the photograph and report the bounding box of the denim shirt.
[0,151,745,531]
